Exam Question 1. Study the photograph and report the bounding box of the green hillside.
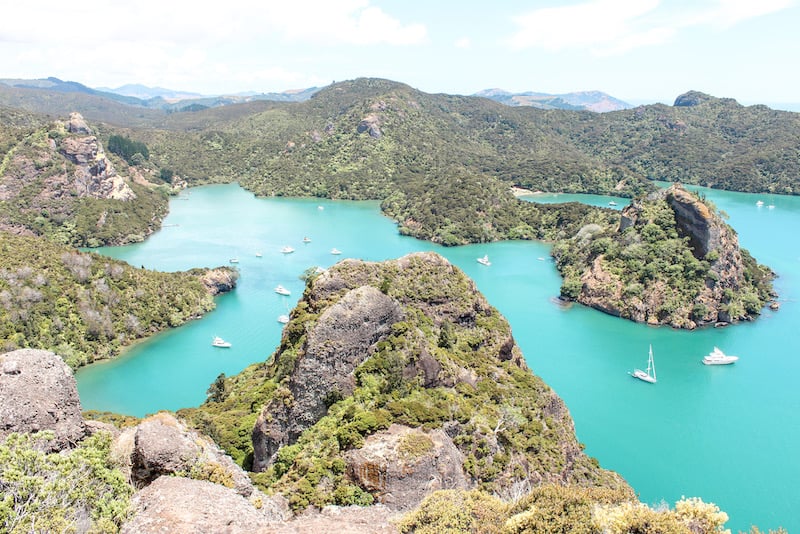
[0,232,236,367]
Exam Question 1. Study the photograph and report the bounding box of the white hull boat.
[631,345,657,383]
[702,346,739,365]
[211,336,231,348]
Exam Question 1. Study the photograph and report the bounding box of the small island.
[553,184,775,329]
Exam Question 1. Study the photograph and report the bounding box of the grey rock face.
[121,476,288,534]
[57,112,135,201]
[252,286,404,471]
[130,412,255,497]
[0,348,84,451]
[346,424,472,511]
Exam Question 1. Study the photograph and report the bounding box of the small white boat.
[631,345,657,383]
[281,246,295,254]
[211,336,231,348]
[255,252,262,257]
[330,248,342,255]
[756,200,764,207]
[318,205,324,210]
[277,314,290,324]
[608,201,617,206]
[229,258,239,264]
[768,204,775,210]
[274,284,291,296]
[702,346,739,365]
[303,236,311,243]
[477,255,491,266]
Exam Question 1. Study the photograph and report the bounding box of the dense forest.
[3,78,799,248]
[0,233,236,367]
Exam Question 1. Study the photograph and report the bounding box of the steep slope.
[553,184,775,328]
[181,252,630,511]
[0,232,237,367]
[0,112,168,246]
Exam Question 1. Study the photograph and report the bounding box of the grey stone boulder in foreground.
[0,348,85,451]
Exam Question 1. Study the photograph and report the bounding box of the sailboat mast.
[649,345,656,381]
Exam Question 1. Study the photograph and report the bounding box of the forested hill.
[2,78,799,246]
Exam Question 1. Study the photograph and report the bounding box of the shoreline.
[511,186,543,197]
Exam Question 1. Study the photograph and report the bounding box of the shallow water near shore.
[76,183,800,532]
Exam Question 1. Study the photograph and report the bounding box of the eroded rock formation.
[252,285,404,470]
[59,112,135,201]
[346,424,471,511]
[0,348,84,450]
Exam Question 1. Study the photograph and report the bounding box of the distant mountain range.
[0,77,319,113]
[0,77,633,114]
[474,88,632,112]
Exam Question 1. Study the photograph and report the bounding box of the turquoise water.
[76,184,799,532]
[517,191,630,210]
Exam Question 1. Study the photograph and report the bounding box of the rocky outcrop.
[252,285,404,470]
[241,252,628,511]
[0,348,84,451]
[129,412,256,497]
[346,424,471,511]
[59,112,135,201]
[579,184,772,328]
[199,267,239,295]
[269,505,399,534]
[121,476,289,534]
[357,114,383,139]
[673,90,713,107]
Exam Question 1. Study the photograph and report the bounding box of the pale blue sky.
[1,0,798,107]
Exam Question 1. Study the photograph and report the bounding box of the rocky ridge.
[0,112,168,247]
[193,252,629,515]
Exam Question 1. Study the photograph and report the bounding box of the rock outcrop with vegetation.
[1,257,780,532]
[0,112,168,246]
[182,252,631,513]
[0,232,237,367]
[554,184,775,328]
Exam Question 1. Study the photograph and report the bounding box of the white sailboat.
[631,345,657,383]
[477,254,491,266]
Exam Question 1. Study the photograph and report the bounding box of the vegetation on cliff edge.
[553,186,774,328]
[0,232,234,367]
[180,253,629,511]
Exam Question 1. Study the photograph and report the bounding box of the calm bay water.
[76,184,800,532]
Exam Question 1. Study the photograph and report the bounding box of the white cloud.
[685,0,795,28]
[506,0,661,52]
[506,0,794,55]
[0,1,426,47]
[243,0,427,45]
[0,0,425,92]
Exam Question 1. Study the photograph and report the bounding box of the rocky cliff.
[0,112,168,246]
[558,184,775,328]
[187,252,629,515]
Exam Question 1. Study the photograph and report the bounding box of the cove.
[76,183,800,532]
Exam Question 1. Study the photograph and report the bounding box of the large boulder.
[121,476,288,534]
[130,412,255,497]
[0,348,84,451]
[346,424,472,511]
